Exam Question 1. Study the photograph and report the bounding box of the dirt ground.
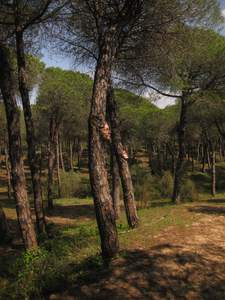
[50,204,225,300]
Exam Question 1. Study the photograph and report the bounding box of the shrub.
[181,179,199,201]
[60,171,82,198]
[158,171,173,198]
[132,166,160,207]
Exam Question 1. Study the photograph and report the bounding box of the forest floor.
[1,168,225,299]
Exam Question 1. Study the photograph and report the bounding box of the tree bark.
[56,132,61,198]
[0,45,37,249]
[5,146,12,201]
[210,144,216,197]
[15,30,46,234]
[107,83,138,228]
[111,152,121,219]
[47,118,58,209]
[88,35,119,262]
[59,139,65,171]
[201,144,206,173]
[172,95,188,203]
[69,140,74,171]
[0,205,9,242]
[77,136,83,170]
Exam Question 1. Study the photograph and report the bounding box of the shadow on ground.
[189,205,225,216]
[47,204,95,220]
[67,244,225,300]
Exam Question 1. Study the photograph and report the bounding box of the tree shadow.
[188,205,225,216]
[206,198,225,204]
[69,243,225,300]
[47,204,95,220]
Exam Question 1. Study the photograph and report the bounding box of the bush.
[131,166,160,207]
[158,171,173,198]
[1,223,100,300]
[60,171,82,198]
[181,179,199,201]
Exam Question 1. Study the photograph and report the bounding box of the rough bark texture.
[172,95,188,203]
[107,85,138,228]
[88,35,119,261]
[0,45,37,249]
[16,30,46,233]
[111,152,121,219]
[47,118,58,209]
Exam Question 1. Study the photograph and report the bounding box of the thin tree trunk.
[0,205,9,242]
[77,137,83,170]
[111,152,121,219]
[107,83,138,228]
[207,145,211,170]
[59,140,65,171]
[88,37,119,262]
[5,146,12,200]
[0,45,37,249]
[172,95,188,203]
[69,140,73,171]
[202,144,206,173]
[56,132,61,198]
[210,144,216,197]
[15,30,46,234]
[47,118,57,209]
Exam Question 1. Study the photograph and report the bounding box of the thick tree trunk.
[88,38,119,262]
[0,205,9,242]
[16,30,46,234]
[107,84,138,228]
[47,118,58,209]
[0,45,37,249]
[111,152,121,219]
[172,95,188,203]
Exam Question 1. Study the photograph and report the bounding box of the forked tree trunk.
[47,118,58,209]
[111,152,121,219]
[107,83,138,228]
[88,37,119,262]
[15,30,46,234]
[172,95,188,203]
[0,45,37,249]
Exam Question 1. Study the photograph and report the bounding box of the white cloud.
[221,9,225,18]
